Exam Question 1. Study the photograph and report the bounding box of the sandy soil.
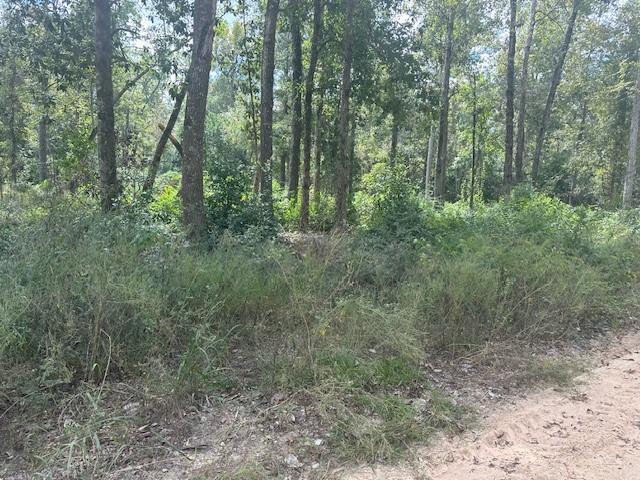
[344,332,640,480]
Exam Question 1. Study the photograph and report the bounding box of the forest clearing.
[1,0,640,478]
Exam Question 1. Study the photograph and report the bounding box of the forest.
[1,0,640,478]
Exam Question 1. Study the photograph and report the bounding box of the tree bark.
[143,84,186,194]
[287,6,303,201]
[503,0,517,191]
[95,0,118,212]
[471,72,478,209]
[300,0,324,230]
[8,61,19,186]
[390,113,399,165]
[258,0,280,209]
[239,0,260,191]
[181,0,217,235]
[313,90,324,209]
[38,114,49,182]
[424,124,435,199]
[514,0,537,183]
[531,0,580,183]
[334,0,355,229]
[623,58,640,208]
[434,11,455,204]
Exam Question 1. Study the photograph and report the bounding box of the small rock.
[314,438,323,446]
[312,462,320,469]
[284,453,302,468]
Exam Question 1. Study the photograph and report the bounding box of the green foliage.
[354,162,426,239]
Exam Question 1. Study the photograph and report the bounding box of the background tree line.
[1,0,639,235]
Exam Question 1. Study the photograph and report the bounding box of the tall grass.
[1,188,639,465]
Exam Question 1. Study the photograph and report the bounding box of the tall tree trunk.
[313,90,324,209]
[94,0,118,212]
[515,0,538,183]
[182,0,217,235]
[287,6,303,201]
[334,0,355,229]
[259,0,280,208]
[239,0,260,193]
[424,124,435,199]
[623,58,640,208]
[8,61,19,186]
[503,0,517,191]
[300,0,324,230]
[470,73,478,209]
[143,84,186,194]
[531,0,580,183]
[434,11,454,204]
[390,113,399,166]
[38,114,49,182]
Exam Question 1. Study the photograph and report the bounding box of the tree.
[143,84,186,194]
[503,0,516,190]
[258,0,280,209]
[94,0,118,211]
[531,0,581,183]
[514,0,538,183]
[623,56,640,208]
[300,0,324,230]
[182,0,217,234]
[287,4,303,200]
[434,9,454,203]
[335,0,355,229]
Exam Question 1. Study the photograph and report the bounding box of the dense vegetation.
[1,0,640,476]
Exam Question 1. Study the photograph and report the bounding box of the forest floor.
[344,329,640,480]
[3,326,639,479]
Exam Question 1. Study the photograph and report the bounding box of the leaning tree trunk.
[503,0,517,191]
[514,0,538,183]
[287,7,303,201]
[334,0,355,229]
[300,0,324,230]
[143,84,186,194]
[434,11,454,204]
[94,0,118,212]
[531,0,580,184]
[623,58,640,208]
[181,0,217,235]
[258,0,280,209]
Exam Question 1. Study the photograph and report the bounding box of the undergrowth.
[1,185,639,474]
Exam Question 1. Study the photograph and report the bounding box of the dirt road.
[345,332,640,480]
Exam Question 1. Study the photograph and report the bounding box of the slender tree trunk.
[348,115,356,199]
[424,124,435,199]
[94,0,118,211]
[531,0,580,183]
[515,0,537,183]
[623,59,640,208]
[287,7,303,201]
[259,0,280,209]
[335,0,355,229]
[313,90,324,208]
[181,0,217,235]
[8,61,19,186]
[471,73,478,209]
[300,0,324,230]
[390,113,399,165]
[434,11,455,204]
[503,0,517,191]
[239,0,261,193]
[143,84,186,194]
[38,114,49,182]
